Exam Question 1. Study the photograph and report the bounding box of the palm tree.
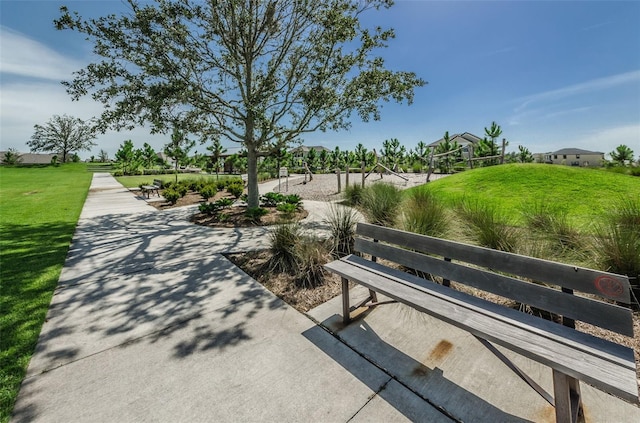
[610,144,634,166]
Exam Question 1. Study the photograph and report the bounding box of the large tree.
[55,0,425,207]
[27,114,96,163]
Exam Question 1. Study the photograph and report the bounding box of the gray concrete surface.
[11,173,447,422]
[12,173,639,422]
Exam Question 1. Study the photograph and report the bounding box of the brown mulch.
[225,250,342,312]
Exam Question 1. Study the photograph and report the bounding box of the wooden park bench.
[141,179,163,198]
[324,222,638,423]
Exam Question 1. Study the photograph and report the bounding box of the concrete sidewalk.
[12,173,639,422]
[11,174,447,422]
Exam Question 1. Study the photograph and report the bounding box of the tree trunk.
[246,143,260,208]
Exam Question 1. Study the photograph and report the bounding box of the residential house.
[537,148,604,167]
[427,132,482,153]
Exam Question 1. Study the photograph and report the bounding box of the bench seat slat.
[324,256,638,403]
[357,223,631,303]
[355,238,634,337]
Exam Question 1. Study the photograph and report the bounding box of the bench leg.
[342,277,350,325]
[552,370,584,423]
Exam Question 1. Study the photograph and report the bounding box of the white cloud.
[577,125,640,157]
[514,70,640,113]
[0,26,84,81]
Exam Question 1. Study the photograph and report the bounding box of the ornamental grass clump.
[591,198,640,301]
[294,238,331,289]
[343,183,364,206]
[267,222,301,274]
[323,202,361,258]
[458,198,517,252]
[402,188,448,237]
[360,182,402,227]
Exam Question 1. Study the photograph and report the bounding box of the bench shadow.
[304,314,536,423]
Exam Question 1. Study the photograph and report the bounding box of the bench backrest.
[354,223,634,337]
[153,179,163,188]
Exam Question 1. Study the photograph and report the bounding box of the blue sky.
[1,0,639,160]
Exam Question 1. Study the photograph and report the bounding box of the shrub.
[216,197,234,208]
[163,188,181,205]
[284,194,303,208]
[216,179,228,191]
[323,203,361,257]
[267,222,301,273]
[343,183,364,206]
[176,182,189,197]
[200,184,217,201]
[402,188,448,237]
[277,202,298,218]
[227,182,244,198]
[245,206,268,223]
[458,198,517,252]
[262,192,285,207]
[360,182,402,227]
[199,202,220,215]
[412,163,422,173]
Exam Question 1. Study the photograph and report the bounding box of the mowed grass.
[0,163,92,422]
[424,163,640,228]
[115,173,242,188]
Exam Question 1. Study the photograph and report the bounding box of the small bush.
[227,182,244,198]
[262,192,285,207]
[163,188,181,205]
[277,202,298,218]
[200,184,217,201]
[216,197,234,208]
[284,194,303,208]
[458,198,517,252]
[343,183,364,206]
[323,203,361,257]
[216,180,228,191]
[412,163,423,173]
[402,188,448,237]
[199,202,220,215]
[360,183,403,227]
[176,183,189,197]
[245,206,268,223]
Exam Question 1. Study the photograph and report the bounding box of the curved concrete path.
[12,173,638,422]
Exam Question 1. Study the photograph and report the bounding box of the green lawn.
[424,163,640,227]
[114,173,242,188]
[0,163,92,423]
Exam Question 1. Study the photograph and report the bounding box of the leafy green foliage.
[27,114,96,163]
[1,148,23,165]
[200,184,217,201]
[163,188,181,205]
[55,0,425,208]
[245,207,269,223]
[226,182,244,199]
[262,192,285,207]
[276,202,298,218]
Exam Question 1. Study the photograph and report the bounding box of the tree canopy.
[27,114,96,163]
[55,0,425,206]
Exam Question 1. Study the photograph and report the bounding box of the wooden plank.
[323,258,639,403]
[338,255,635,369]
[356,223,631,303]
[355,238,634,336]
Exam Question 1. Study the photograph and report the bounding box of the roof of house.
[551,148,604,155]
[0,151,58,164]
[427,132,482,148]
[289,145,330,154]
